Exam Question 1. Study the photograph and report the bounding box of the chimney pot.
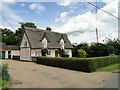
[46,27,51,31]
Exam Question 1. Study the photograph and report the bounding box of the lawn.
[97,63,120,71]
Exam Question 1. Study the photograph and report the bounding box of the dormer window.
[24,41,27,47]
[60,41,64,48]
[42,41,47,48]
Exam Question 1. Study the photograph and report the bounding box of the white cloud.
[57,0,71,6]
[102,0,116,4]
[53,0,118,43]
[0,3,23,31]
[21,3,25,7]
[55,12,69,23]
[70,10,74,13]
[29,3,45,11]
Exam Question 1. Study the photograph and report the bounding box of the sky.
[0,0,119,44]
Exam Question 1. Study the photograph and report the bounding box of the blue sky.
[1,0,118,43]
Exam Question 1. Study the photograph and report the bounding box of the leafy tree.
[58,48,65,57]
[2,22,37,45]
[72,43,90,57]
[105,38,120,55]
[2,28,17,45]
[78,49,87,58]
[72,47,79,57]
[41,48,48,56]
[23,22,37,28]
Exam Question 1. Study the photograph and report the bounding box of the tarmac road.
[101,70,120,88]
[1,60,116,88]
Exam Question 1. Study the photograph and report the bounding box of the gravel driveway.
[1,60,116,88]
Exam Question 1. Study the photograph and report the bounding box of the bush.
[36,55,120,72]
[1,64,10,88]
[41,49,48,56]
[13,56,20,60]
[78,49,87,58]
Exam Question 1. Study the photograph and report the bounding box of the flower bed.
[0,63,10,88]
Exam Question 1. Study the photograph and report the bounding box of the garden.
[0,63,10,88]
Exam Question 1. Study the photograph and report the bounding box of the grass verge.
[97,63,120,71]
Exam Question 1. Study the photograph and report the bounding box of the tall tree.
[2,22,37,45]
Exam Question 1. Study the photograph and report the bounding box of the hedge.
[13,56,20,60]
[36,55,120,72]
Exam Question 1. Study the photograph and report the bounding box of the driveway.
[1,60,117,88]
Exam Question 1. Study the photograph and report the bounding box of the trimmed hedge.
[13,56,20,60]
[36,55,120,72]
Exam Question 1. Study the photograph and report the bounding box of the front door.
[55,51,58,57]
[2,51,5,59]
[8,51,11,59]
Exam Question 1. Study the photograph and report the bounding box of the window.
[35,51,40,56]
[24,41,27,47]
[25,50,29,57]
[47,51,51,56]
[42,41,47,48]
[60,42,64,47]
[65,50,69,55]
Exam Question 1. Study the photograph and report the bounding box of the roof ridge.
[24,26,65,34]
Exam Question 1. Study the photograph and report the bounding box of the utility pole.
[96,0,98,43]
[96,28,98,43]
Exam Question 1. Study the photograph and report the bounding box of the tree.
[2,22,37,45]
[41,48,48,56]
[2,28,17,45]
[105,38,120,55]
[23,22,37,28]
[78,49,87,58]
[72,43,90,57]
[90,43,109,57]
[58,48,65,57]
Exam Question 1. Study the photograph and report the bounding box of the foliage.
[23,22,37,28]
[58,49,65,57]
[36,55,120,72]
[41,48,48,56]
[2,28,18,45]
[105,38,120,55]
[78,49,87,58]
[89,43,109,57]
[72,43,90,57]
[2,22,37,45]
[97,63,120,71]
[72,38,120,57]
[2,63,8,69]
[13,56,20,60]
[58,49,69,57]
[1,64,10,88]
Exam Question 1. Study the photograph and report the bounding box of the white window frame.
[47,50,51,56]
[35,51,41,56]
[24,41,27,47]
[60,42,64,48]
[65,50,69,55]
[42,41,47,48]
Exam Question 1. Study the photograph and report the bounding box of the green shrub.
[36,55,120,72]
[41,48,48,56]
[2,64,8,69]
[13,56,20,60]
[78,49,87,58]
[2,64,10,88]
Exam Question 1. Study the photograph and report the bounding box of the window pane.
[43,41,47,47]
[35,51,40,56]
[24,41,27,47]
[35,51,37,56]
[47,51,51,56]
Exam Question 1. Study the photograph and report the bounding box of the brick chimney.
[46,27,51,31]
